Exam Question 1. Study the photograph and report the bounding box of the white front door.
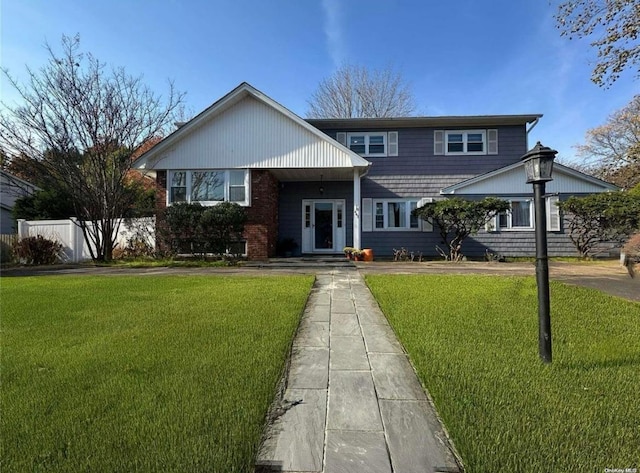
[301,199,346,254]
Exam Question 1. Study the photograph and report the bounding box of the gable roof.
[441,161,619,195]
[134,82,370,172]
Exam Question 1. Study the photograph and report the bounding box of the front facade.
[134,83,617,260]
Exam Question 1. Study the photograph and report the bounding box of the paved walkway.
[256,269,462,473]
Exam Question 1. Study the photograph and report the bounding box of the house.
[0,170,39,234]
[134,82,617,260]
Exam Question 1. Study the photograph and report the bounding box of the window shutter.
[488,129,498,154]
[434,130,444,155]
[486,213,498,232]
[546,196,560,231]
[336,132,347,146]
[388,131,398,156]
[362,198,373,232]
[417,197,433,232]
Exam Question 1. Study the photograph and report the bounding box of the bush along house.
[133,82,618,260]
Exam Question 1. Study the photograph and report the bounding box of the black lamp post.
[521,142,557,363]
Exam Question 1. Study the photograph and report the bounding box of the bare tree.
[0,34,184,261]
[307,64,416,118]
[574,94,640,189]
[554,0,640,87]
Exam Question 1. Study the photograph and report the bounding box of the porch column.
[353,169,361,249]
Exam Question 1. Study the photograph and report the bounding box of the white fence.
[17,218,155,262]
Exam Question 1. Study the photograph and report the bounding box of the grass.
[366,274,640,473]
[1,274,314,473]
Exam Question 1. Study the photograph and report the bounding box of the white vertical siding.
[452,166,614,194]
[152,97,357,170]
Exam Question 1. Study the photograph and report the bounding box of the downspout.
[353,163,372,250]
[526,117,540,150]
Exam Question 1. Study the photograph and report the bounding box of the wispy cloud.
[321,0,345,68]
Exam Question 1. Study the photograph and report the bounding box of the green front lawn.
[366,275,640,472]
[1,275,314,473]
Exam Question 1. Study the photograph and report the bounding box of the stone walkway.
[256,269,462,473]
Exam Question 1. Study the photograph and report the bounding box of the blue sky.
[1,0,637,164]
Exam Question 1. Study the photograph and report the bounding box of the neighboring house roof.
[134,82,371,180]
[306,114,542,129]
[0,170,40,209]
[441,161,619,195]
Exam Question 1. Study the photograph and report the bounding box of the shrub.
[162,202,247,258]
[13,235,64,265]
[0,236,17,263]
[623,233,640,277]
[413,197,510,261]
[624,233,640,260]
[559,192,640,258]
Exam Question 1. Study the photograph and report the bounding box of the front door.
[301,200,346,254]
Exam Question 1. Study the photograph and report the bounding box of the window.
[192,171,224,201]
[446,130,486,155]
[168,170,249,205]
[490,197,561,232]
[435,129,497,155]
[373,199,420,230]
[170,171,187,203]
[496,199,533,230]
[227,240,247,256]
[348,132,387,156]
[228,170,246,202]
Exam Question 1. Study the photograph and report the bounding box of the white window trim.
[347,132,388,157]
[445,130,488,156]
[487,196,561,232]
[168,169,250,206]
[373,198,421,231]
[493,198,534,231]
[226,240,247,257]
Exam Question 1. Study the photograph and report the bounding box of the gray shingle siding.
[361,175,474,199]
[320,125,529,178]
[275,122,606,258]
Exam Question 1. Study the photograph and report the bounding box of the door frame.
[301,199,346,254]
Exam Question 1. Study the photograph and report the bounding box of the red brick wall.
[244,170,279,260]
[155,170,167,209]
[154,170,169,254]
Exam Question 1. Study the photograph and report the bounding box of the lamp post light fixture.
[521,142,557,364]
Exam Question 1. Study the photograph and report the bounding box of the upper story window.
[336,131,398,157]
[446,130,486,155]
[434,129,498,156]
[168,169,249,206]
[348,132,387,156]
